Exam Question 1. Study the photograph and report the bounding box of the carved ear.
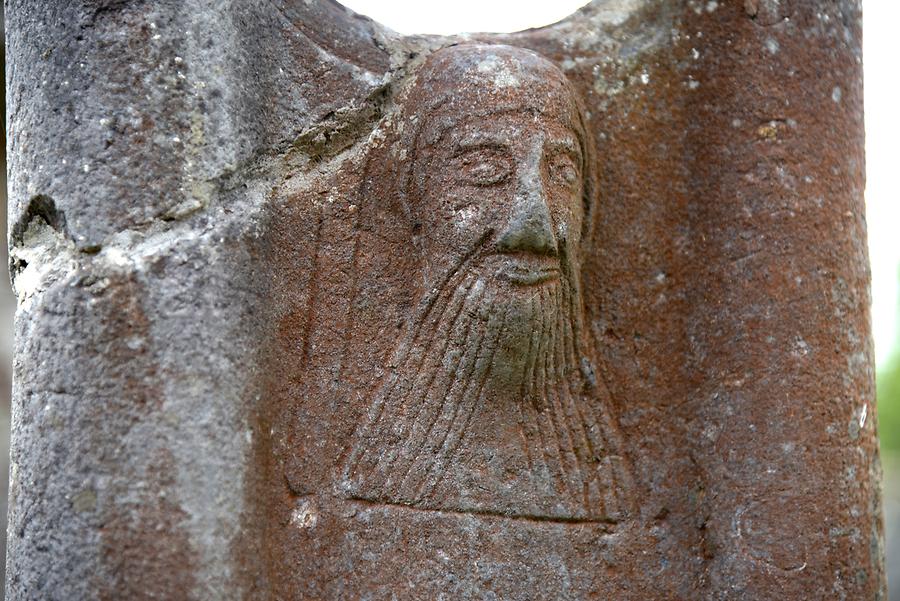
[356,123,412,243]
[355,78,446,257]
[346,115,423,347]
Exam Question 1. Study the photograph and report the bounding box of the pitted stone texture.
[6,1,881,600]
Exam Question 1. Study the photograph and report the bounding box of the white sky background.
[863,0,900,368]
[340,0,900,367]
[338,0,590,36]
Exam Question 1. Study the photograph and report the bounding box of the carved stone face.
[408,47,589,295]
[417,111,585,290]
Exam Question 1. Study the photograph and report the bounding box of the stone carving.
[340,45,633,522]
[7,1,880,598]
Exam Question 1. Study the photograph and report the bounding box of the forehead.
[422,44,567,89]
[413,45,581,120]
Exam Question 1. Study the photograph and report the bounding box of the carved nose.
[496,183,558,256]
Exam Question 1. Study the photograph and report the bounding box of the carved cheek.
[546,186,581,247]
[453,203,480,231]
[565,185,585,247]
[441,182,512,240]
[556,220,570,247]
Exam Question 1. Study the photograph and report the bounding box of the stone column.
[678,2,879,598]
[5,1,880,599]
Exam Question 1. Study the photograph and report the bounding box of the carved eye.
[456,147,514,187]
[548,153,580,187]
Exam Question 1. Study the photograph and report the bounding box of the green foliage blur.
[880,345,900,452]
[878,272,900,453]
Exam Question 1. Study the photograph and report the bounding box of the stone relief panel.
[337,44,634,522]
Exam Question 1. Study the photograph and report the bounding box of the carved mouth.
[493,255,561,286]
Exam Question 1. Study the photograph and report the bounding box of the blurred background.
[0,0,896,597]
[864,2,900,596]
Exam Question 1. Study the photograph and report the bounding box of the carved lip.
[492,254,561,286]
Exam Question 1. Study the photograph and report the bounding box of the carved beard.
[340,250,632,522]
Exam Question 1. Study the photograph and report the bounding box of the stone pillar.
[5,1,880,599]
[678,2,879,598]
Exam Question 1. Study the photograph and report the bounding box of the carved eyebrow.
[546,135,580,157]
[454,131,513,149]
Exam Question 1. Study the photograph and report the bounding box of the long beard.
[340,254,632,521]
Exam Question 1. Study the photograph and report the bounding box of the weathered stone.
[5,1,881,599]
